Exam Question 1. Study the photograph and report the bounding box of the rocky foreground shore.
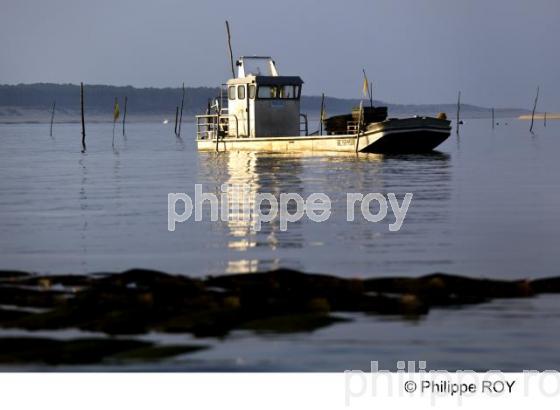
[0,268,558,366]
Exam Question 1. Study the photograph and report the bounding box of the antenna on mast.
[225,21,235,78]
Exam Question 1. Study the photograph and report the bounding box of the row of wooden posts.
[48,83,128,152]
[49,82,188,152]
[49,83,548,151]
[455,86,547,135]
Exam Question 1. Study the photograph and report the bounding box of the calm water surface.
[1,119,559,370]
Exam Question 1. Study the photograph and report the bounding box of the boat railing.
[196,113,239,140]
[347,121,359,135]
[299,113,308,136]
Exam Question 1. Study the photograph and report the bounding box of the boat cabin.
[226,57,303,138]
[215,57,305,139]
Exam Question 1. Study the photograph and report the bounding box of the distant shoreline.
[1,83,531,124]
[519,113,560,120]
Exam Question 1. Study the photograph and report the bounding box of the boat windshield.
[257,85,300,100]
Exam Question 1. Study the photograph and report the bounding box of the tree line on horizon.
[0,83,529,117]
[0,83,372,115]
[0,83,219,115]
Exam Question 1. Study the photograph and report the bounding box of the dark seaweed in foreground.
[0,268,558,365]
[0,337,206,365]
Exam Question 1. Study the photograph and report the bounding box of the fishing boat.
[195,56,451,153]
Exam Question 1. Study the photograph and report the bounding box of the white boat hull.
[197,117,451,153]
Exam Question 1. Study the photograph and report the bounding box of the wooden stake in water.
[80,82,86,153]
[530,86,539,134]
[491,107,495,129]
[544,112,547,127]
[178,83,185,138]
[49,101,56,137]
[122,96,128,137]
[320,93,325,136]
[174,106,179,136]
[112,97,119,149]
[456,91,461,135]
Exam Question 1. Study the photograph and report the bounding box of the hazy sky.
[1,0,559,109]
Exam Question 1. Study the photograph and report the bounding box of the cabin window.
[279,85,296,98]
[237,85,246,99]
[228,86,236,100]
[248,84,256,99]
[257,85,300,100]
[257,85,274,99]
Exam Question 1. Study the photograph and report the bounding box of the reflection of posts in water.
[174,106,179,136]
[79,158,89,273]
[80,82,86,152]
[112,97,118,149]
[122,96,128,137]
[456,90,461,136]
[113,157,122,222]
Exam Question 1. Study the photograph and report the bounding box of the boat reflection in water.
[197,150,451,275]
